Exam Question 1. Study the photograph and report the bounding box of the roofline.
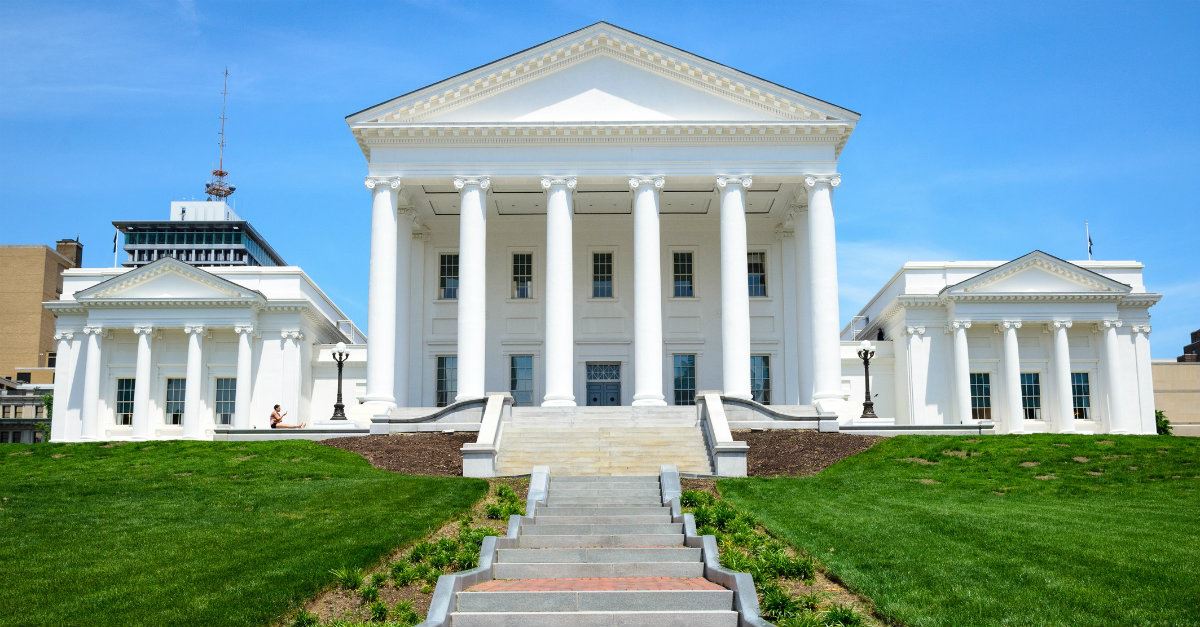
[345,21,860,123]
[111,219,288,266]
[938,249,1132,296]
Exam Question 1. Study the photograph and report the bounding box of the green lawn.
[720,435,1200,627]
[0,440,486,626]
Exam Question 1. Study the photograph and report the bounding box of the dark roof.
[346,21,859,121]
[111,220,287,266]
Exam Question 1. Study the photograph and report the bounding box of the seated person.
[270,405,305,429]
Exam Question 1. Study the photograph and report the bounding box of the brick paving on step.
[468,577,725,592]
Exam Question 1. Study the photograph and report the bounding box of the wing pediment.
[75,257,264,303]
[944,251,1132,296]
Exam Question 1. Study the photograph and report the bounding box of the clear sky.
[2,1,1197,357]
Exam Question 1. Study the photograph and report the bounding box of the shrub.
[712,501,738,530]
[681,489,713,508]
[1156,410,1173,435]
[484,503,505,519]
[776,614,825,627]
[691,505,713,528]
[794,591,824,612]
[390,560,417,586]
[329,566,364,590]
[290,610,319,627]
[358,583,379,603]
[369,572,387,588]
[408,541,434,563]
[419,564,442,586]
[368,599,388,622]
[392,600,420,625]
[823,604,864,626]
[495,484,518,501]
[758,581,801,620]
[454,549,479,570]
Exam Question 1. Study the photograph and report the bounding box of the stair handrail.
[719,394,823,421]
[660,465,770,627]
[697,394,749,477]
[372,396,488,424]
[460,393,513,478]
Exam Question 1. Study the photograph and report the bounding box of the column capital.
[54,330,76,341]
[1101,319,1123,330]
[951,319,972,330]
[1000,320,1022,330]
[1051,319,1073,330]
[716,175,753,189]
[183,325,205,335]
[364,176,402,191]
[1131,324,1151,335]
[83,325,104,335]
[540,177,577,190]
[234,325,255,335]
[133,325,155,336]
[803,174,842,189]
[453,176,491,191]
[280,329,304,341]
[905,325,926,336]
[628,176,665,190]
[773,225,794,240]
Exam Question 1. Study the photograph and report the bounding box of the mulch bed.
[321,432,477,476]
[734,430,882,476]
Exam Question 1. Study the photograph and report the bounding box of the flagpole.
[113,228,119,268]
[1085,221,1092,261]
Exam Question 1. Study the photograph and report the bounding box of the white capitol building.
[47,23,1161,473]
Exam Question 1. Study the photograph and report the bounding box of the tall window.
[969,373,992,421]
[512,253,533,299]
[592,252,614,298]
[215,378,237,426]
[751,355,771,404]
[509,355,534,405]
[747,252,767,297]
[439,253,459,300]
[115,378,135,426]
[47,352,57,368]
[673,252,694,298]
[1071,372,1092,420]
[165,378,186,425]
[1020,372,1042,420]
[673,354,697,406]
[436,356,457,407]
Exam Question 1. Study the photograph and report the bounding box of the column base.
[541,397,576,407]
[632,397,666,407]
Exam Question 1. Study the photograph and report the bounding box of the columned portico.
[182,325,205,439]
[805,174,843,413]
[1050,320,1075,433]
[629,176,666,406]
[950,320,972,423]
[1000,320,1024,434]
[717,176,752,399]
[455,177,491,401]
[364,177,401,408]
[1101,319,1128,433]
[50,331,79,442]
[233,325,254,429]
[131,326,154,440]
[542,177,577,407]
[80,326,103,440]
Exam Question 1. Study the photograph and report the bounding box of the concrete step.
[530,514,672,525]
[455,590,733,612]
[546,496,664,506]
[550,488,663,498]
[449,610,738,626]
[496,548,702,564]
[552,479,660,487]
[493,561,704,579]
[537,506,669,516]
[515,534,685,548]
[521,523,683,536]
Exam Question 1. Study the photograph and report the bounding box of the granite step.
[493,561,705,579]
[496,547,702,564]
[529,514,673,525]
[514,534,685,548]
[456,588,731,612]
[520,523,683,536]
[449,610,738,626]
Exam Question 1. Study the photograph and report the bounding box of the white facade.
[47,258,367,441]
[839,251,1161,434]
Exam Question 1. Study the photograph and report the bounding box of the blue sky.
[2,1,1197,357]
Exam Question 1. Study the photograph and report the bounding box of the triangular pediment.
[76,257,265,303]
[347,22,859,126]
[943,251,1132,296]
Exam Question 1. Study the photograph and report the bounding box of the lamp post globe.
[331,343,350,420]
[857,339,878,420]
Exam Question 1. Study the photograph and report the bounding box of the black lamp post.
[331,341,350,420]
[857,340,878,420]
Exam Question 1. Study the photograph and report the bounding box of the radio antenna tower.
[205,67,236,200]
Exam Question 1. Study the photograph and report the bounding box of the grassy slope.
[0,440,486,626]
[719,435,1200,627]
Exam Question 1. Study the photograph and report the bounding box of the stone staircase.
[494,407,712,476]
[448,475,738,626]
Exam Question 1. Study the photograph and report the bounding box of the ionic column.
[50,330,78,442]
[717,176,753,399]
[132,326,154,440]
[777,222,800,405]
[79,326,104,440]
[793,209,813,404]
[364,177,401,408]
[454,177,490,401]
[234,325,254,429]
[542,177,577,406]
[1131,325,1155,433]
[950,320,972,423]
[630,176,666,406]
[182,325,206,439]
[1051,320,1075,433]
[905,326,927,423]
[1101,319,1128,433]
[1000,320,1024,434]
[804,174,843,413]
[394,207,415,407]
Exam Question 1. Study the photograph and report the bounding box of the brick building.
[0,239,82,385]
